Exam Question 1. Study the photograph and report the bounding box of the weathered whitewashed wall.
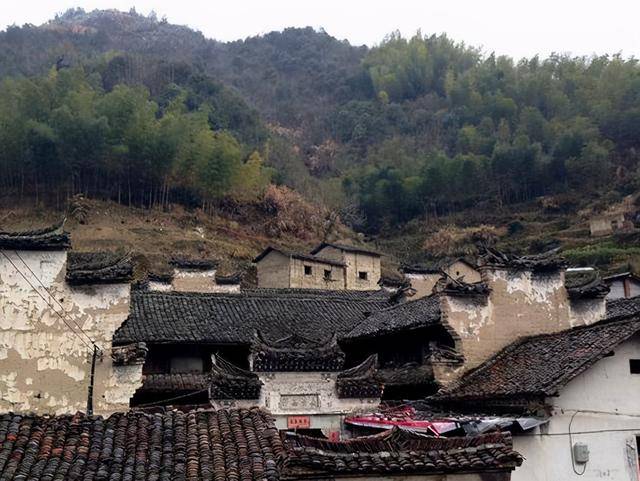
[0,250,142,415]
[513,335,640,481]
[213,371,379,433]
[405,273,440,299]
[171,267,217,292]
[440,267,601,373]
[316,246,381,291]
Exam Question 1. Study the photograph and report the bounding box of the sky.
[1,0,639,60]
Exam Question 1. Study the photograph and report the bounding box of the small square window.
[304,266,312,276]
[630,359,640,374]
[324,269,332,280]
[358,271,368,280]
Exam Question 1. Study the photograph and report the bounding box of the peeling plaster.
[0,250,142,415]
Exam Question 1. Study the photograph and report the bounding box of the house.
[0,408,524,481]
[589,211,627,236]
[430,314,640,481]
[604,271,640,299]
[254,243,382,291]
[253,246,347,289]
[402,258,481,299]
[114,288,393,435]
[310,242,381,290]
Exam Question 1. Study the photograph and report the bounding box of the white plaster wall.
[171,267,217,292]
[0,250,142,415]
[513,335,640,481]
[569,298,606,327]
[257,371,379,416]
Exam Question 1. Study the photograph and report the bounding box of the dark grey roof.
[0,221,70,251]
[606,295,640,319]
[433,316,640,404]
[564,269,609,299]
[66,251,134,285]
[253,246,346,267]
[169,257,218,270]
[344,295,441,341]
[114,288,392,345]
[310,242,381,257]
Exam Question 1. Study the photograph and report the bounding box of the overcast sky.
[1,0,639,60]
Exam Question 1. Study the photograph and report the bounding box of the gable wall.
[315,246,381,290]
[405,273,440,299]
[256,251,291,288]
[446,261,481,283]
[0,250,142,415]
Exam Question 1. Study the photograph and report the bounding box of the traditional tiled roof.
[336,355,383,398]
[137,373,210,393]
[114,289,392,345]
[211,356,263,400]
[402,257,478,275]
[478,247,566,272]
[435,277,490,297]
[565,269,610,299]
[253,246,346,267]
[170,257,219,270]
[310,242,381,257]
[379,363,438,388]
[0,409,284,481]
[65,251,134,285]
[344,295,441,341]
[282,429,522,477]
[606,295,640,319]
[252,332,345,372]
[433,316,640,404]
[0,221,70,251]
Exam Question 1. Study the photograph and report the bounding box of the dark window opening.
[630,359,640,374]
[324,269,332,280]
[358,271,368,280]
[304,265,312,275]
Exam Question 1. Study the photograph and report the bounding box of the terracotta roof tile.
[433,316,640,404]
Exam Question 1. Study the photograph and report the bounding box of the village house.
[254,243,381,291]
[0,408,523,481]
[430,310,640,481]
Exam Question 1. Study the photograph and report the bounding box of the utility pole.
[87,345,98,415]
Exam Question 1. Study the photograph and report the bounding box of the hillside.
[2,8,640,273]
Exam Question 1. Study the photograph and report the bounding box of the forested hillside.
[2,8,640,252]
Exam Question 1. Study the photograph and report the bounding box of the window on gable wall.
[304,265,312,276]
[630,359,640,374]
[358,271,368,280]
[324,269,332,280]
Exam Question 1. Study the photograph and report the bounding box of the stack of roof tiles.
[0,221,70,251]
[65,251,134,285]
[0,409,284,481]
[283,429,522,476]
[433,315,640,407]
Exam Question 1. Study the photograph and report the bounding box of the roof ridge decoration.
[478,246,566,272]
[65,250,134,285]
[434,274,491,297]
[0,218,71,251]
[211,354,262,400]
[252,331,346,372]
[336,354,383,398]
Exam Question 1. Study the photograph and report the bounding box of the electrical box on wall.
[573,442,590,463]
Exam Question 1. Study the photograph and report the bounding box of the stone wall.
[0,250,142,415]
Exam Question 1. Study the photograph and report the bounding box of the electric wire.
[0,250,96,354]
[12,249,102,352]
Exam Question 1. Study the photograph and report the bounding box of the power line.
[12,249,102,352]
[133,388,211,408]
[1,250,96,354]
